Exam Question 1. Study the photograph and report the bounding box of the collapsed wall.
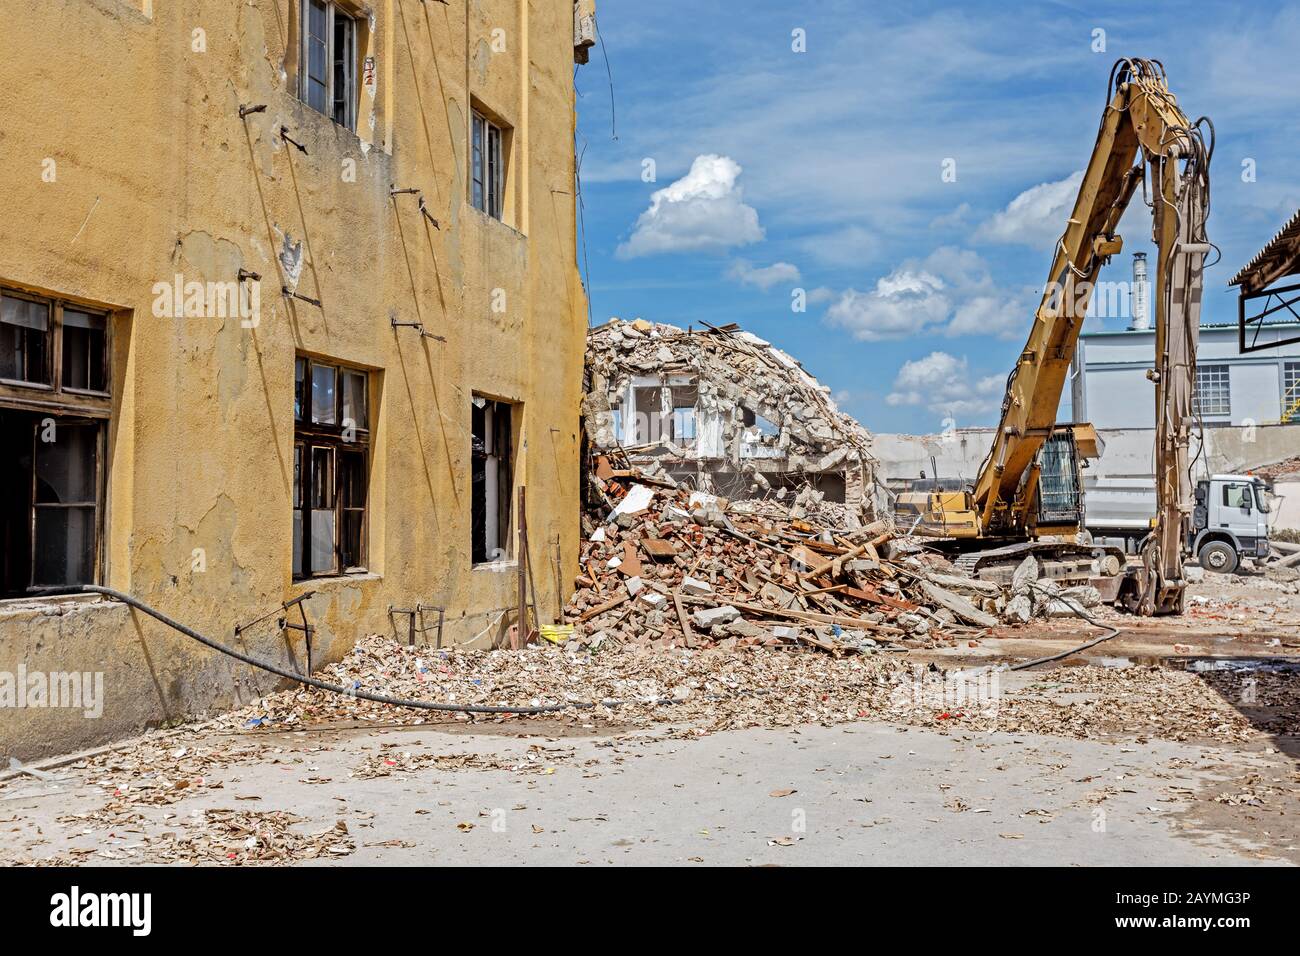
[583,319,881,522]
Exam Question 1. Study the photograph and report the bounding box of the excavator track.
[954,540,1128,597]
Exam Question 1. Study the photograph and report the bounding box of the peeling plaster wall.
[0,0,587,759]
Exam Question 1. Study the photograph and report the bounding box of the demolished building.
[583,319,880,520]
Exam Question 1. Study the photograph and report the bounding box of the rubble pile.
[566,463,1026,654]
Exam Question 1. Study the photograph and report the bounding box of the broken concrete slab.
[680,576,713,596]
[1011,555,1039,594]
[692,606,742,629]
[919,581,999,629]
[926,572,1002,596]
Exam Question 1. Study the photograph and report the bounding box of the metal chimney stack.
[1128,251,1150,330]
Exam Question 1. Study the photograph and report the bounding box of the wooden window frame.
[293,355,370,580]
[0,285,112,598]
[470,109,505,220]
[1,288,110,406]
[298,0,359,131]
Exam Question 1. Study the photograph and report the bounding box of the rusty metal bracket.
[234,591,317,674]
[390,185,441,229]
[239,103,267,118]
[417,195,441,229]
[390,315,446,342]
[237,268,261,283]
[283,287,322,307]
[280,126,308,154]
[388,603,446,647]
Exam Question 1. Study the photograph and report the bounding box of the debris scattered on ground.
[192,632,1282,747]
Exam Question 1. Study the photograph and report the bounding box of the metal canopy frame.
[1238,280,1300,353]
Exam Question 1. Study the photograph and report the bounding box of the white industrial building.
[1071,321,1300,428]
[1070,252,1300,428]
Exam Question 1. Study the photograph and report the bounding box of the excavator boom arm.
[969,58,1211,612]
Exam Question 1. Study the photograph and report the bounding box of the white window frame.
[1192,364,1231,418]
[621,375,696,447]
[299,0,357,131]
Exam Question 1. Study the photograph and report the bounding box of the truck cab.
[1190,475,1272,574]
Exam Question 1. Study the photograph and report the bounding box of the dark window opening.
[1,292,51,386]
[61,309,108,393]
[293,356,370,579]
[471,397,514,564]
[0,410,102,597]
[633,385,666,444]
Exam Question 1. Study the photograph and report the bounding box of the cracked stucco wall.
[0,0,588,759]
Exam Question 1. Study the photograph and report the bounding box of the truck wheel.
[1198,541,1238,575]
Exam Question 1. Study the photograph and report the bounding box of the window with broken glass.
[293,356,369,579]
[0,287,111,598]
[470,110,505,220]
[471,396,514,564]
[299,0,358,130]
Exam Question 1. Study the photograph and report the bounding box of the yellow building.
[0,0,594,759]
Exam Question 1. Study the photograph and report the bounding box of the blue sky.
[573,0,1300,434]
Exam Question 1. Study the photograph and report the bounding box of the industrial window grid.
[1283,361,1300,423]
[1192,364,1231,417]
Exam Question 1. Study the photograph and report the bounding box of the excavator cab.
[898,423,1101,543]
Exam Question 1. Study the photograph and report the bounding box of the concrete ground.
[1,715,1295,866]
[2,570,1297,867]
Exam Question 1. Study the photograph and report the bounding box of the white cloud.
[823,247,1031,341]
[727,258,801,291]
[617,155,764,258]
[886,351,1005,419]
[975,171,1083,248]
[826,271,949,341]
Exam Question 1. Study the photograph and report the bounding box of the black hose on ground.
[40,585,583,716]
[1006,583,1121,671]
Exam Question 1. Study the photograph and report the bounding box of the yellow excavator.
[896,58,1213,615]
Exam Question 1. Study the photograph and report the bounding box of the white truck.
[1084,473,1272,574]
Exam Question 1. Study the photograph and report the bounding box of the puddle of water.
[1095,656,1135,669]
[1179,658,1300,675]
[1090,655,1300,674]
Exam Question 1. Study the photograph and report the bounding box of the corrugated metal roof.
[1229,206,1300,289]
